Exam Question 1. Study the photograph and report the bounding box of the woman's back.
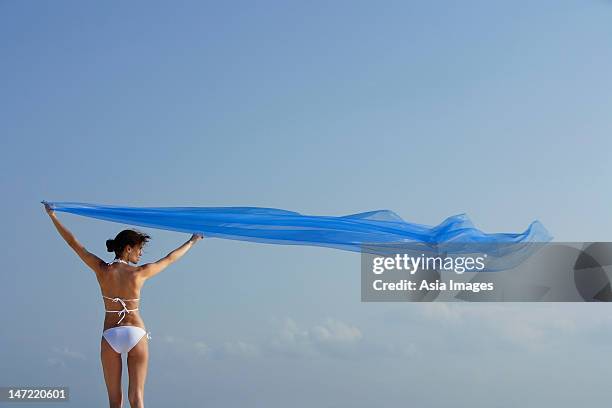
[99,261,145,331]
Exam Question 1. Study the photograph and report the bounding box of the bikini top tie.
[103,258,140,324]
[103,296,139,324]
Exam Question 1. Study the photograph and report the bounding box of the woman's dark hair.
[106,229,151,257]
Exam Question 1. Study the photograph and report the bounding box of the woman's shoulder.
[98,263,143,283]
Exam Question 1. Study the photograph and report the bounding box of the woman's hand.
[190,233,204,243]
[42,201,55,217]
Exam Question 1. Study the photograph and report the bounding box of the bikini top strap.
[102,295,139,301]
[102,295,140,324]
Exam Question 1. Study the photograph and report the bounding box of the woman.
[43,202,203,408]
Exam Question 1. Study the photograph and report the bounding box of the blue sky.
[2,0,612,406]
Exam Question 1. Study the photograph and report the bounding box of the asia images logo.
[372,254,488,275]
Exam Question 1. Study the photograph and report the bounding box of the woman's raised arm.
[138,233,203,280]
[42,201,106,275]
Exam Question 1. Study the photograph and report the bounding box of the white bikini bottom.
[102,326,151,354]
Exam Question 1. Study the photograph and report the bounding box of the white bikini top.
[103,258,140,324]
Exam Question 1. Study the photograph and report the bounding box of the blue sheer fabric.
[42,201,551,259]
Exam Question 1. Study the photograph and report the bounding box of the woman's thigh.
[100,337,122,401]
[127,336,149,393]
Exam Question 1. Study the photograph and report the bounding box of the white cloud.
[219,340,260,358]
[47,346,86,368]
[51,346,86,360]
[311,317,363,343]
[46,357,66,368]
[161,335,177,344]
[412,303,608,352]
[267,317,363,359]
[194,341,211,357]
[419,302,464,323]
[154,317,418,362]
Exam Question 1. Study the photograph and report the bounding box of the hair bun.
[106,239,115,252]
